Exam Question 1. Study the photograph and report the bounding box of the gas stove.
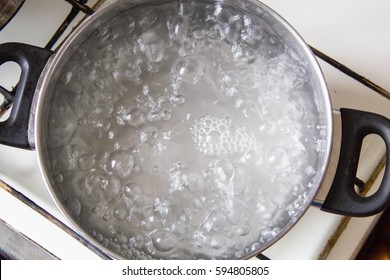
[0,0,389,260]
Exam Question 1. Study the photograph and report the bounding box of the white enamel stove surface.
[0,0,389,259]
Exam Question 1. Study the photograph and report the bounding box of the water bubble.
[85,171,107,189]
[142,40,166,63]
[54,174,64,184]
[209,236,226,250]
[139,126,159,143]
[124,182,142,199]
[260,227,280,243]
[305,166,316,176]
[130,249,141,259]
[152,165,160,173]
[223,70,240,88]
[77,154,95,171]
[67,197,81,216]
[131,146,141,154]
[107,150,135,178]
[162,110,172,121]
[78,118,87,126]
[114,206,129,220]
[152,230,176,252]
[173,95,186,105]
[117,107,146,127]
[145,109,158,122]
[202,211,227,232]
[192,26,207,39]
[102,238,109,247]
[155,132,166,143]
[70,144,83,159]
[231,226,250,237]
[102,176,121,201]
[266,147,289,170]
[129,233,144,249]
[250,241,261,251]
[169,168,189,192]
[96,233,104,242]
[114,232,128,244]
[175,57,205,84]
[127,108,146,127]
[193,198,203,210]
[103,212,111,221]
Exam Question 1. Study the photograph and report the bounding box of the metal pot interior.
[35,0,332,259]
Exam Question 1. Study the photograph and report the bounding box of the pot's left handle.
[0,43,52,149]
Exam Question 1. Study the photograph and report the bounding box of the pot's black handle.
[0,43,52,149]
[321,108,390,217]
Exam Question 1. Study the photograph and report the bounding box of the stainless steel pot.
[1,0,390,260]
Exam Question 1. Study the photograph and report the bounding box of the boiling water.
[47,1,327,259]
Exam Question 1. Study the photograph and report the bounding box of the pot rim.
[34,0,333,260]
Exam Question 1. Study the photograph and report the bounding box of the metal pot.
[1,0,390,259]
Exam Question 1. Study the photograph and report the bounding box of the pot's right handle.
[0,43,52,149]
[321,108,390,217]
